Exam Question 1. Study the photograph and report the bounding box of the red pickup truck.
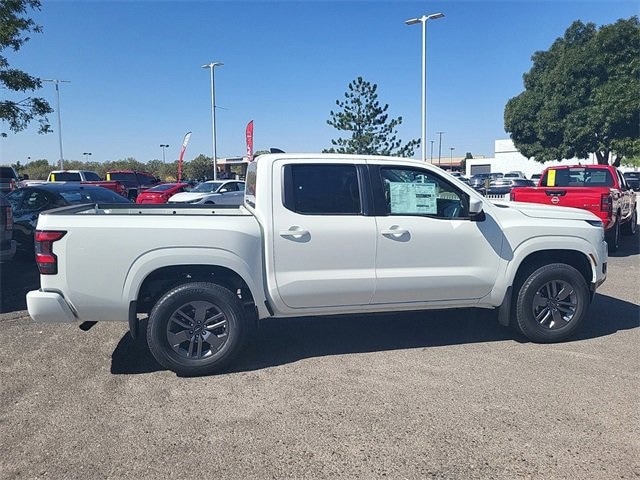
[47,170,127,197]
[510,164,637,252]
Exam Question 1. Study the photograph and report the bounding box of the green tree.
[183,154,214,180]
[0,0,52,137]
[504,17,640,165]
[23,158,53,180]
[324,77,419,157]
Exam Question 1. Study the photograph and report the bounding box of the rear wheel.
[515,263,589,343]
[606,218,620,252]
[621,209,637,236]
[147,282,247,376]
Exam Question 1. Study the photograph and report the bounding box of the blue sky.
[2,0,638,165]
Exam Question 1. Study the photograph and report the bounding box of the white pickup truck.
[27,153,608,375]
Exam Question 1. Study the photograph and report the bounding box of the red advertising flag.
[246,120,254,161]
[177,131,192,182]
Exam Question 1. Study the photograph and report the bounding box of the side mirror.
[469,197,485,222]
[219,188,228,193]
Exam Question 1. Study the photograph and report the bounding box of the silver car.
[168,180,245,205]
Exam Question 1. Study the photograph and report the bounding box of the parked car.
[105,170,161,201]
[510,164,637,252]
[0,166,21,194]
[168,180,245,205]
[47,170,102,182]
[468,172,503,193]
[486,178,535,196]
[136,182,190,204]
[6,183,131,252]
[623,171,640,192]
[530,173,542,182]
[25,153,608,376]
[47,169,127,197]
[0,193,16,262]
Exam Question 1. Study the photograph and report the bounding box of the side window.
[84,171,101,181]
[380,167,467,219]
[284,164,361,215]
[24,190,51,212]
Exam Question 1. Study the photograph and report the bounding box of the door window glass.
[285,164,361,215]
[380,167,467,218]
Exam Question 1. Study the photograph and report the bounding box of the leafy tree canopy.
[324,76,419,157]
[504,16,640,165]
[0,0,52,137]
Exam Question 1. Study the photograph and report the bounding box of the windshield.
[192,182,223,193]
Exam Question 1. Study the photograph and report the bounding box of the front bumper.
[26,290,77,324]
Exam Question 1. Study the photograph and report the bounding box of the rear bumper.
[26,290,77,323]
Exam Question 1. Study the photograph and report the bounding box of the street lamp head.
[405,18,421,25]
[427,12,445,21]
[201,62,224,69]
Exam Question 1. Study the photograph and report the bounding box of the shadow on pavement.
[0,252,39,313]
[110,293,639,376]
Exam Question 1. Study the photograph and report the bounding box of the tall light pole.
[160,144,169,163]
[202,62,223,180]
[405,12,444,163]
[430,140,434,163]
[437,131,445,166]
[43,79,71,170]
[83,152,92,162]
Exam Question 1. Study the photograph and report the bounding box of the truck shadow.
[609,232,639,258]
[110,293,639,375]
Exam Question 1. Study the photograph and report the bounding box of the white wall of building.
[465,139,597,179]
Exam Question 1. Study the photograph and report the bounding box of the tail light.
[3,206,12,231]
[35,230,66,275]
[600,193,612,215]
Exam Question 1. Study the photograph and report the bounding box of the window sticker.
[547,169,556,187]
[389,182,437,214]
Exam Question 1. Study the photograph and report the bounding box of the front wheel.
[515,264,590,343]
[147,282,247,376]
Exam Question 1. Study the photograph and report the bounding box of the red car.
[135,183,189,204]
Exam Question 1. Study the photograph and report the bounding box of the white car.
[168,180,245,205]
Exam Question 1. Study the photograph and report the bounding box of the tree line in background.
[11,154,226,182]
[2,1,639,169]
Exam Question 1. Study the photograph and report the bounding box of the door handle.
[279,227,309,239]
[381,226,409,237]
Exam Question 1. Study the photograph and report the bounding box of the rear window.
[540,168,614,187]
[52,172,81,181]
[0,167,18,179]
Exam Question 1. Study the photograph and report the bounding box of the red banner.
[177,131,192,182]
[246,120,254,161]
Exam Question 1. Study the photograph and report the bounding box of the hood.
[168,192,208,203]
[495,200,601,222]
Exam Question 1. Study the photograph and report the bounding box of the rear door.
[271,160,376,308]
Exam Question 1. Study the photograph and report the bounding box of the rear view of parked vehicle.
[106,170,161,201]
[0,166,21,194]
[0,193,16,262]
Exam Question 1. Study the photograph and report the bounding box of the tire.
[621,209,637,236]
[606,217,620,252]
[147,282,247,376]
[515,263,589,343]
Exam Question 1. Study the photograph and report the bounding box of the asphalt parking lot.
[0,235,638,479]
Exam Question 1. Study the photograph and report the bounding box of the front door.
[371,165,503,304]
